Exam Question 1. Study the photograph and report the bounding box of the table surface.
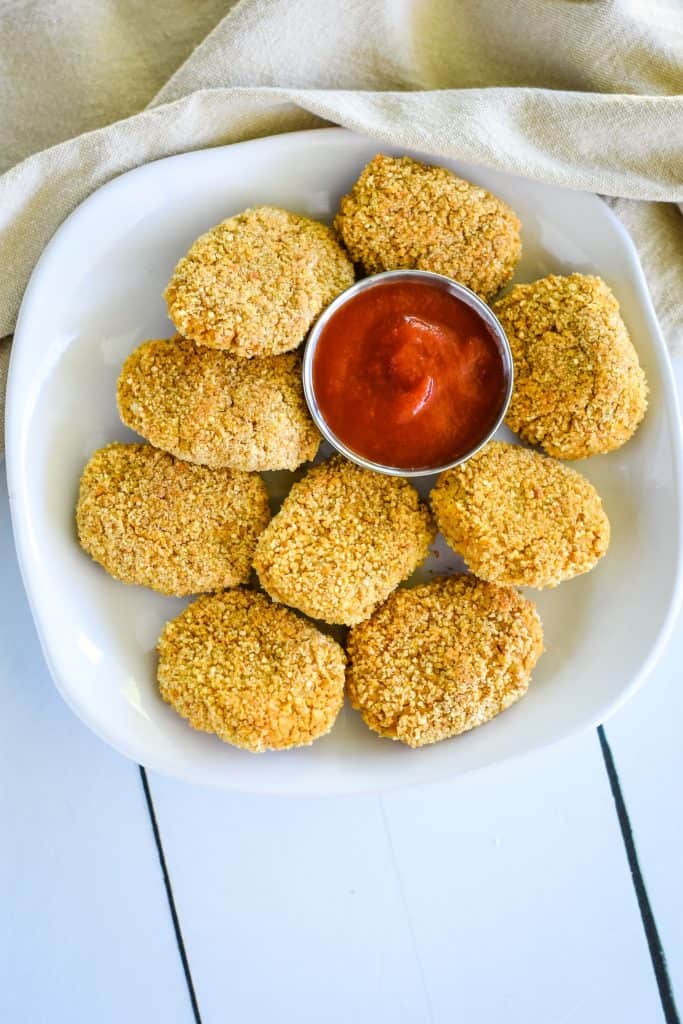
[1,367,681,1024]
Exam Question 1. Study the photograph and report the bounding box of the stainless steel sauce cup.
[302,269,514,478]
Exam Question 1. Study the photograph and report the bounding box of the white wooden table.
[1,367,680,1024]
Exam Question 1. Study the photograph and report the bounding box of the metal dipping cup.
[302,269,514,478]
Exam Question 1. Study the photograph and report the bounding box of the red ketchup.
[312,280,507,470]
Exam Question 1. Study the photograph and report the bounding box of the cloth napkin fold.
[1,0,682,451]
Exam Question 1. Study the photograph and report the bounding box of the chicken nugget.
[494,274,647,459]
[76,443,270,595]
[253,455,435,626]
[117,337,320,471]
[164,206,354,357]
[430,441,609,588]
[347,575,543,747]
[157,590,346,752]
[334,154,521,300]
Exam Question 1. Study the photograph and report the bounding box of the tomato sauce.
[312,280,507,470]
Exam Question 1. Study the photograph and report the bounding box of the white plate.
[6,128,683,794]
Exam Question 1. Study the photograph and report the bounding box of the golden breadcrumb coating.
[431,441,610,588]
[164,206,355,357]
[117,336,320,471]
[76,443,270,596]
[494,274,648,459]
[334,154,521,300]
[253,455,435,626]
[158,590,346,752]
[347,574,543,747]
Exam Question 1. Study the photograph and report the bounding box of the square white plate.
[6,128,682,794]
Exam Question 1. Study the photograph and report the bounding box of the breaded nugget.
[431,441,609,588]
[253,455,435,625]
[157,590,346,752]
[76,443,270,596]
[494,274,647,459]
[164,206,355,357]
[347,575,543,747]
[117,337,320,471]
[334,154,521,300]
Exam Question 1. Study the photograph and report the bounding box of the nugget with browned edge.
[117,337,320,471]
[494,274,647,459]
[431,441,609,588]
[253,455,435,625]
[164,206,354,357]
[157,590,346,752]
[347,575,543,747]
[334,154,521,300]
[77,443,270,595]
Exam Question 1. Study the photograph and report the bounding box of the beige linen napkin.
[1,0,682,450]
